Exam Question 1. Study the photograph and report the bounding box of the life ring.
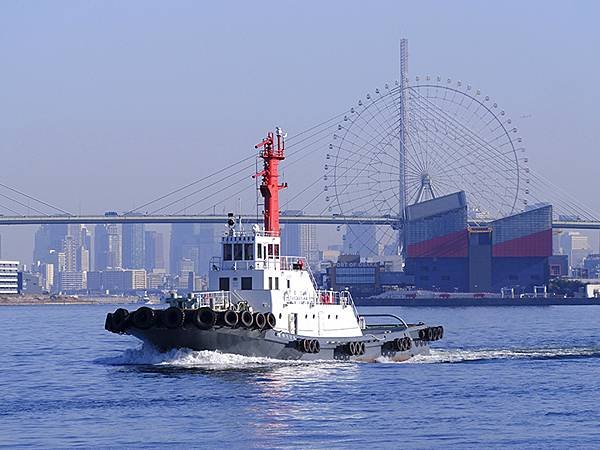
[132,306,155,329]
[163,307,185,329]
[193,307,216,330]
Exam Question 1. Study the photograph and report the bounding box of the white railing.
[221,230,280,238]
[166,290,234,310]
[283,289,355,307]
[211,256,309,272]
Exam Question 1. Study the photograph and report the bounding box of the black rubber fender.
[394,338,403,352]
[194,307,216,330]
[302,339,311,353]
[313,339,321,353]
[418,328,427,340]
[220,309,239,328]
[132,307,155,329]
[265,312,277,329]
[239,310,253,328]
[427,327,434,341]
[252,312,266,330]
[163,307,185,329]
[104,313,114,332]
[404,337,412,351]
[112,308,129,331]
[347,342,355,356]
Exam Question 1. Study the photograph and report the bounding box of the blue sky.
[1,0,599,261]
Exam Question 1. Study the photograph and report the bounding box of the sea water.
[1,304,600,449]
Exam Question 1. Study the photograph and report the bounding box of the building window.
[275,277,279,290]
[234,244,243,260]
[268,277,273,290]
[244,243,254,260]
[219,277,230,291]
[241,277,252,290]
[274,244,280,257]
[268,244,273,257]
[223,244,233,261]
[257,244,262,259]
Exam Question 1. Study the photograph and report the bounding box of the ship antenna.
[254,127,288,235]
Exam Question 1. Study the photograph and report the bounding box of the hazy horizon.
[1,0,600,263]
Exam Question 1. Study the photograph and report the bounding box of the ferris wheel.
[324,77,529,255]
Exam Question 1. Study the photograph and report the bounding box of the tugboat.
[105,128,444,361]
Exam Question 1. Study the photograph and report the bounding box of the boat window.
[234,243,243,260]
[241,277,252,290]
[257,243,262,259]
[275,277,279,290]
[287,279,290,289]
[223,244,233,261]
[244,243,253,260]
[268,277,273,290]
[274,244,280,257]
[219,277,230,291]
[268,244,273,257]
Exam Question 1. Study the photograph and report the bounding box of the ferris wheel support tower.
[397,38,409,257]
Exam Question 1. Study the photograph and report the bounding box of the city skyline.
[1,1,600,262]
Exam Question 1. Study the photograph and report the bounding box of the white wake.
[100,344,600,369]
[100,344,312,370]
[393,346,600,364]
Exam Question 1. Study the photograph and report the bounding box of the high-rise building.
[170,223,194,275]
[62,236,78,273]
[94,224,109,271]
[343,212,379,258]
[58,271,87,291]
[123,223,145,269]
[95,223,122,270]
[170,224,218,277]
[33,224,67,268]
[0,260,19,294]
[281,210,319,265]
[41,263,54,292]
[560,231,590,269]
[144,231,165,272]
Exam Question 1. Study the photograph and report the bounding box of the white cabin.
[206,224,363,338]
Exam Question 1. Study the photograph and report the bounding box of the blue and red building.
[404,192,552,293]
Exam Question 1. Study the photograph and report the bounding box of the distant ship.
[105,128,443,361]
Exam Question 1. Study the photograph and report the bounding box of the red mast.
[255,128,287,235]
